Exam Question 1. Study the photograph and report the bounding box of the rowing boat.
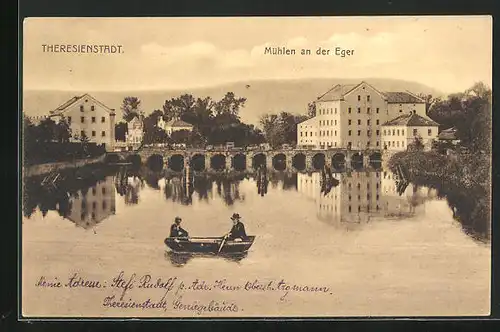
[164,236,255,254]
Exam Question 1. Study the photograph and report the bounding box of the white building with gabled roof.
[157,117,194,136]
[299,81,434,150]
[49,93,116,151]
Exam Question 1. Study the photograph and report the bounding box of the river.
[21,165,491,317]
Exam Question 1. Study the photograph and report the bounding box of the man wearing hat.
[226,213,247,241]
[170,216,189,238]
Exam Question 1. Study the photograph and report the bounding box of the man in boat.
[226,213,247,241]
[170,217,189,238]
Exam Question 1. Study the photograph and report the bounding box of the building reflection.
[297,169,436,229]
[67,177,116,229]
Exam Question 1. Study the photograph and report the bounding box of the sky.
[23,16,492,94]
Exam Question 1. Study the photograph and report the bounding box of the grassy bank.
[387,150,490,242]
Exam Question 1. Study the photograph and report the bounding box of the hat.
[231,213,241,220]
[175,216,182,223]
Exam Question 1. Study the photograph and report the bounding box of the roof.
[49,93,115,115]
[382,113,439,127]
[382,91,425,104]
[297,117,316,126]
[316,84,358,102]
[438,127,459,140]
[165,118,193,127]
[316,81,387,102]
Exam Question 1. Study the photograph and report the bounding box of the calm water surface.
[22,165,491,317]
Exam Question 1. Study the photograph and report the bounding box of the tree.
[170,130,191,145]
[36,118,58,143]
[143,109,166,144]
[115,122,128,141]
[121,97,142,122]
[307,102,316,118]
[163,94,196,122]
[54,116,72,143]
[407,135,425,152]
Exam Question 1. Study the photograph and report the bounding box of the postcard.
[21,16,492,318]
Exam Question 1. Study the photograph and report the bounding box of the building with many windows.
[297,117,318,148]
[49,93,116,151]
[296,81,433,150]
[126,114,144,146]
[381,112,439,151]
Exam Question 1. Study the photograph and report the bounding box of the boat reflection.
[164,250,248,267]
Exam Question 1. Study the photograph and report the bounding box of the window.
[67,116,72,123]
[367,95,371,101]
[397,141,400,147]
[80,105,84,112]
[358,95,361,101]
[428,128,432,136]
[91,117,96,123]
[310,132,312,137]
[80,130,85,137]
[102,131,106,137]
[348,130,352,136]
[383,130,386,135]
[376,130,380,136]
[357,130,361,136]
[349,195,352,201]
[392,130,395,135]
[81,116,85,123]
[92,187,96,195]
[376,141,380,146]
[348,119,352,125]
[334,130,337,136]
[367,120,370,125]
[402,130,405,135]
[367,130,371,136]
[392,141,395,147]
[335,120,337,125]
[102,201,107,210]
[367,107,370,114]
[101,117,105,123]
[91,105,95,111]
[402,141,405,147]
[376,119,379,125]
[348,107,352,114]
[399,109,403,113]
[413,129,418,136]
[300,132,303,137]
[376,108,379,114]
[357,119,361,125]
[305,132,308,137]
[335,108,337,114]
[348,206,351,212]
[92,130,96,137]
[397,129,400,135]
[92,201,97,209]
[357,107,361,113]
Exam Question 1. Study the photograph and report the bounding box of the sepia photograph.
[21,16,492,318]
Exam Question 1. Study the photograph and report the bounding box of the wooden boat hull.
[164,236,255,254]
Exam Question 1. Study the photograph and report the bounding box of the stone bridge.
[106,147,384,172]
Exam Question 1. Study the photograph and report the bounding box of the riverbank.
[387,150,490,241]
[23,155,106,178]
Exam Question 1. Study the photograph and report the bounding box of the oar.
[218,234,228,254]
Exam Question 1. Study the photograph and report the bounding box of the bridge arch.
[351,152,363,170]
[252,153,266,169]
[272,153,287,171]
[147,154,164,171]
[104,153,121,164]
[125,154,142,166]
[292,153,306,171]
[190,154,205,171]
[233,153,246,171]
[168,154,184,172]
[331,153,346,170]
[211,154,226,171]
[312,153,326,170]
[369,151,382,170]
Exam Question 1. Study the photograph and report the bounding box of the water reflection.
[164,251,248,267]
[22,164,489,242]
